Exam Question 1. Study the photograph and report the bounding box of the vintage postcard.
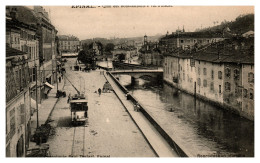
[3,2,255,158]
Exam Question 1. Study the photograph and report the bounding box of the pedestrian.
[98,88,101,97]
[136,103,140,112]
[59,76,61,83]
[134,104,137,111]
[61,73,63,79]
[126,92,130,100]
[67,93,71,103]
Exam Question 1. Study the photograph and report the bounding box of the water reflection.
[120,75,254,157]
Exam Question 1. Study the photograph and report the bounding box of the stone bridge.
[112,61,159,70]
[110,69,163,84]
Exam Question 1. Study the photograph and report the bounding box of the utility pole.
[35,64,39,128]
[56,57,58,92]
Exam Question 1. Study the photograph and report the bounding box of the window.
[243,89,248,98]
[32,68,36,82]
[248,72,254,83]
[198,67,201,75]
[180,40,184,43]
[190,59,195,67]
[249,88,254,100]
[234,69,240,80]
[211,70,214,80]
[219,85,222,93]
[210,82,214,91]
[225,82,231,91]
[225,68,231,78]
[203,80,207,87]
[218,71,222,79]
[198,78,201,86]
[203,68,207,75]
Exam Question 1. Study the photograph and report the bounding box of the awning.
[44,82,54,89]
[46,73,52,78]
[29,80,44,88]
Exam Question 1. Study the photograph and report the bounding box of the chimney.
[10,7,18,20]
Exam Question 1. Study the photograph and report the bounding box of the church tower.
[144,34,147,45]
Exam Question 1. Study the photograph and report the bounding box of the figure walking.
[98,88,101,97]
[67,93,71,103]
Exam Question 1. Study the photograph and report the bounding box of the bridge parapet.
[112,61,159,70]
[111,69,163,79]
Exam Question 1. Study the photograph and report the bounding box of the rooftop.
[6,6,38,27]
[58,35,80,41]
[161,30,233,40]
[164,37,254,64]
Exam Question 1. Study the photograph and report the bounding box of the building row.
[139,28,254,120]
[163,37,254,120]
[6,6,60,157]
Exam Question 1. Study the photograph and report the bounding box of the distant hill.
[196,14,254,35]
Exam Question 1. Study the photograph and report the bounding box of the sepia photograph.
[3,1,256,158]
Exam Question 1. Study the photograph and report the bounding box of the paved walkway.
[28,77,65,150]
[105,73,179,157]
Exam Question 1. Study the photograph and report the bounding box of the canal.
[117,75,254,157]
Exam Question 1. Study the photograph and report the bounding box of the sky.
[39,6,254,40]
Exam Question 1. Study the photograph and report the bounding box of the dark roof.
[8,6,38,26]
[164,37,254,64]
[161,31,232,40]
[58,35,79,41]
[6,46,27,58]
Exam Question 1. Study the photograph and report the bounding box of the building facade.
[6,47,31,157]
[5,6,42,157]
[163,37,254,120]
[33,6,58,98]
[58,35,80,53]
[139,35,163,66]
[6,6,60,157]
[159,30,230,53]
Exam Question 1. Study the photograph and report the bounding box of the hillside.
[196,14,254,34]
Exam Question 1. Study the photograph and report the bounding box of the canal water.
[117,75,254,157]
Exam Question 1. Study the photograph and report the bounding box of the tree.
[78,50,87,63]
[82,43,89,52]
[105,43,115,52]
[117,53,125,62]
